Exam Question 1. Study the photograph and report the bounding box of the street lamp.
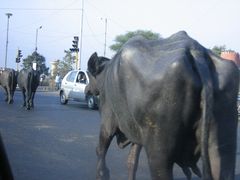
[33,26,42,70]
[4,13,13,68]
[35,26,42,52]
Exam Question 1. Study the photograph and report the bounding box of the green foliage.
[56,50,75,77]
[22,51,49,74]
[110,30,161,52]
[211,45,226,56]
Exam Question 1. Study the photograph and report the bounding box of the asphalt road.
[0,90,239,180]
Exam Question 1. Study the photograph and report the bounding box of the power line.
[0,8,82,11]
[84,14,104,45]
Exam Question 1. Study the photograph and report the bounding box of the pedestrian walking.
[55,73,61,90]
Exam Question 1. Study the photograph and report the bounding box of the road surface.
[0,91,239,180]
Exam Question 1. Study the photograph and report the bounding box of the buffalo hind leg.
[3,87,8,103]
[7,87,11,104]
[145,141,173,180]
[9,91,14,104]
[191,165,201,178]
[115,131,141,180]
[30,92,36,108]
[96,125,114,180]
[127,144,200,180]
[26,91,32,110]
[127,143,142,180]
[8,89,14,104]
[21,89,27,107]
[181,166,192,180]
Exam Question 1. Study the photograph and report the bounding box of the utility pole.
[33,26,42,70]
[4,13,13,68]
[103,18,107,56]
[79,0,84,70]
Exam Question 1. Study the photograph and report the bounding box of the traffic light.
[18,50,22,58]
[16,49,22,63]
[70,36,79,52]
[72,36,78,48]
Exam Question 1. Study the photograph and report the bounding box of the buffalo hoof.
[22,102,26,107]
[96,160,110,180]
[182,167,192,180]
[26,105,31,110]
[96,168,110,180]
[8,100,13,104]
[191,165,202,178]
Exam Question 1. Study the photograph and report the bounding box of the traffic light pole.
[16,62,19,71]
[75,52,79,70]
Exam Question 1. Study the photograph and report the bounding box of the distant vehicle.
[59,70,98,109]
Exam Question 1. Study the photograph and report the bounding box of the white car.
[59,70,98,109]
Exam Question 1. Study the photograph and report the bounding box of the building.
[50,60,59,77]
[220,51,240,67]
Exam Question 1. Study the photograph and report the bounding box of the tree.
[211,45,226,56]
[22,51,49,74]
[56,50,75,77]
[110,30,162,52]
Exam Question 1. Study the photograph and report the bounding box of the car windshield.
[66,71,78,82]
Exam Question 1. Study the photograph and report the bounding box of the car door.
[71,71,87,101]
[63,71,78,99]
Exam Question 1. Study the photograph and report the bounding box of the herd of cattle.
[0,67,40,110]
[0,31,239,180]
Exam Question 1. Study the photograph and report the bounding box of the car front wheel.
[87,95,97,109]
[60,91,68,105]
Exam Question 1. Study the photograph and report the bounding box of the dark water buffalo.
[86,61,201,180]
[0,134,14,180]
[17,68,40,110]
[0,68,18,104]
[87,31,239,180]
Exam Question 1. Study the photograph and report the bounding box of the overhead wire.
[0,0,81,33]
[85,0,128,31]
[0,8,81,11]
[1,0,127,61]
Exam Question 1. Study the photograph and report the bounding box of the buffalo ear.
[88,52,109,77]
[87,52,99,77]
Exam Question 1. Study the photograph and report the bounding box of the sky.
[0,0,239,71]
